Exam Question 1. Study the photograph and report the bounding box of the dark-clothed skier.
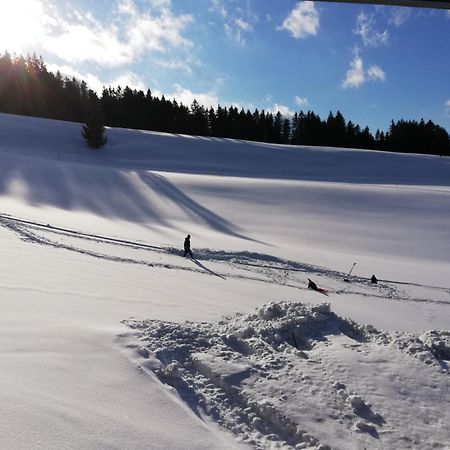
[183,234,193,258]
[308,278,329,295]
[308,278,318,291]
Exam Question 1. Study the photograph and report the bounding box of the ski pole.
[347,262,356,277]
[343,262,356,282]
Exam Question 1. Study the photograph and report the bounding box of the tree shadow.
[0,154,169,226]
[0,152,265,245]
[139,172,265,244]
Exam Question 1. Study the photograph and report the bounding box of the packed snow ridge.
[124,301,450,450]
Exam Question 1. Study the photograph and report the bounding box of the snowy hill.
[1,112,449,449]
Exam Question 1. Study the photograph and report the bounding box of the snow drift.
[125,301,450,449]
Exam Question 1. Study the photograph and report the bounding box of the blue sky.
[1,0,449,133]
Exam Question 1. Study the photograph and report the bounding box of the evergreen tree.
[358,126,375,149]
[346,121,357,148]
[252,109,261,141]
[82,121,107,149]
[282,117,291,144]
[290,112,299,144]
[265,112,275,143]
[325,111,347,147]
[273,111,283,144]
[245,109,257,141]
[82,103,107,149]
[189,99,209,136]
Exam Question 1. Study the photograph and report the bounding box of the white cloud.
[46,63,105,93]
[389,7,412,27]
[214,77,226,88]
[279,1,319,39]
[109,72,147,92]
[269,104,295,117]
[0,0,57,54]
[120,0,171,14]
[224,21,252,46]
[153,57,194,74]
[217,9,255,45]
[294,96,309,108]
[445,100,450,117]
[148,0,171,9]
[119,4,194,56]
[117,0,138,15]
[342,50,386,89]
[46,63,147,94]
[235,18,252,32]
[354,12,389,46]
[209,0,228,19]
[44,19,131,67]
[209,0,256,46]
[155,84,219,108]
[367,65,386,82]
[0,0,194,68]
[342,51,365,89]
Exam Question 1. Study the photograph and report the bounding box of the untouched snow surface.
[1,112,450,449]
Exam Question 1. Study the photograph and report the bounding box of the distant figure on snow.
[308,278,328,295]
[183,234,193,258]
[308,278,318,291]
[371,274,378,284]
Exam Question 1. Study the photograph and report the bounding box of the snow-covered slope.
[0,112,449,449]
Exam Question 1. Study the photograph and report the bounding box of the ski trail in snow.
[1,213,450,306]
[0,212,164,251]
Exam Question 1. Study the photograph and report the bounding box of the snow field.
[1,112,450,449]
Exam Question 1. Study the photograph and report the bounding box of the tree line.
[1,52,449,155]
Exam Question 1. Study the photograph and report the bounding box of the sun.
[0,0,51,53]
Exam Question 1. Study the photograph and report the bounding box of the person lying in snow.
[183,234,193,258]
[308,278,328,295]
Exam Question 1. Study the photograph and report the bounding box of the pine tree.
[282,118,291,144]
[82,122,107,149]
[82,104,107,149]
[273,111,283,144]
[190,99,209,136]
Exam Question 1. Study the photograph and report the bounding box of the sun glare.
[0,0,51,53]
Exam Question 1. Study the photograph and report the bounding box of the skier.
[371,274,378,284]
[308,278,319,291]
[183,234,193,258]
[308,278,328,295]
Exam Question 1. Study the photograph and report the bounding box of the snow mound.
[124,301,450,449]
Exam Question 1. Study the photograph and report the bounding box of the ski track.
[121,302,450,450]
[1,213,450,307]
